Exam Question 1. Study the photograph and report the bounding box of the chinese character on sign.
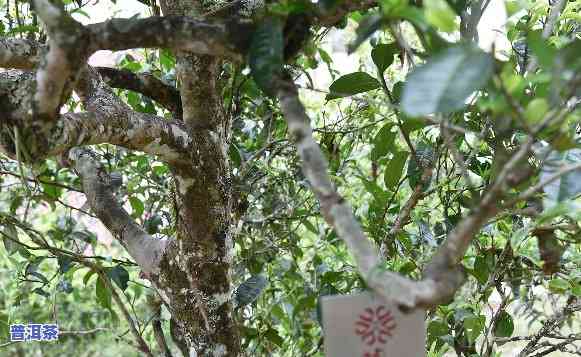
[42,324,59,341]
[9,324,26,341]
[9,323,59,342]
[28,324,42,341]
[321,292,426,357]
[355,306,397,345]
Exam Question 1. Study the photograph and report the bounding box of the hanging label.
[321,292,426,357]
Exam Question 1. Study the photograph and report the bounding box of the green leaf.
[144,215,163,235]
[302,219,319,234]
[428,320,449,338]
[472,254,490,284]
[129,197,145,217]
[159,49,176,71]
[96,276,112,310]
[401,45,493,116]
[463,315,485,344]
[359,176,390,204]
[384,151,409,189]
[527,30,556,68]
[229,143,242,168]
[264,328,284,347]
[572,282,581,296]
[401,116,427,134]
[510,227,530,252]
[2,224,19,256]
[108,265,130,291]
[32,288,50,298]
[524,98,549,124]
[42,182,62,200]
[10,195,23,214]
[83,269,97,286]
[392,81,404,103]
[424,0,458,33]
[326,72,381,100]
[318,48,332,64]
[380,0,409,16]
[493,311,514,338]
[249,16,285,96]
[372,43,399,73]
[0,313,9,339]
[371,124,397,160]
[548,278,570,294]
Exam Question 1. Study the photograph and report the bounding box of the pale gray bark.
[68,147,168,275]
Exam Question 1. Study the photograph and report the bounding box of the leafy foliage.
[401,44,494,116]
[1,0,581,356]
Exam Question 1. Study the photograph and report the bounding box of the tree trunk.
[153,1,240,355]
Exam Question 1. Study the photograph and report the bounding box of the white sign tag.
[321,292,426,357]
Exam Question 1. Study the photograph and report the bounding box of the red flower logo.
[355,306,397,346]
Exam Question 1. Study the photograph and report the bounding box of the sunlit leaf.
[548,278,570,294]
[371,124,397,160]
[493,311,514,338]
[372,43,399,73]
[401,45,493,116]
[384,151,409,189]
[96,276,112,310]
[129,197,145,217]
[326,72,381,100]
[424,0,457,33]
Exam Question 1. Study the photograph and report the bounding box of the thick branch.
[32,0,89,121]
[275,78,461,308]
[95,67,182,119]
[0,69,192,164]
[423,137,533,281]
[29,0,253,127]
[49,111,191,163]
[0,39,183,119]
[73,67,192,163]
[0,38,42,70]
[86,16,253,58]
[68,147,168,275]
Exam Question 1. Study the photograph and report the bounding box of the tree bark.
[154,1,240,355]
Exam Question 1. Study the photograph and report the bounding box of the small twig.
[440,117,476,192]
[0,170,83,193]
[505,162,581,207]
[97,272,154,357]
[518,297,581,356]
[59,327,109,335]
